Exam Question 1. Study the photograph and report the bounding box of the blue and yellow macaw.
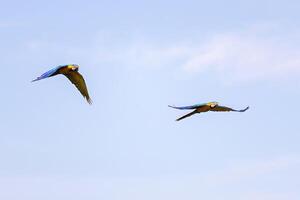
[32,64,92,104]
[169,102,249,121]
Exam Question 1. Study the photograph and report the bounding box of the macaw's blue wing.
[32,66,64,82]
[168,103,206,110]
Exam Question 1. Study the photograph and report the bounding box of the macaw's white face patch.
[208,102,218,108]
[69,65,79,71]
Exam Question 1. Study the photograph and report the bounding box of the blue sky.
[1,0,300,199]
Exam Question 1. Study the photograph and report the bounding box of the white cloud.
[24,25,300,83]
[94,29,300,83]
[181,31,300,82]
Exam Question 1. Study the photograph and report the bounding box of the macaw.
[32,64,92,104]
[169,102,249,121]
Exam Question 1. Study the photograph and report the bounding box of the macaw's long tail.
[176,110,198,121]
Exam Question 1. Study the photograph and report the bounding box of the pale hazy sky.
[1,0,300,199]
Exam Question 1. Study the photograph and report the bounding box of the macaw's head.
[68,64,79,72]
[207,101,218,108]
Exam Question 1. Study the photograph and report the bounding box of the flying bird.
[169,102,249,121]
[32,64,92,104]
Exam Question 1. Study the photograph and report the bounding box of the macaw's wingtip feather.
[243,106,250,112]
[87,98,93,105]
[31,78,40,82]
[168,105,178,109]
[239,106,249,112]
[176,117,182,121]
[168,105,181,109]
[176,117,184,121]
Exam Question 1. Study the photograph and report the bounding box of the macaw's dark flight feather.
[176,110,198,121]
[211,106,249,112]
